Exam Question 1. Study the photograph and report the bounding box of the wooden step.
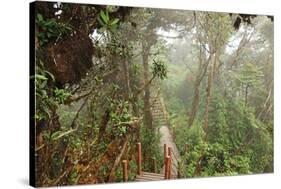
[135,172,165,182]
[142,172,165,177]
[135,176,164,181]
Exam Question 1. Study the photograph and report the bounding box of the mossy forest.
[32,1,273,187]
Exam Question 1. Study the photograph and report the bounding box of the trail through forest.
[150,92,181,176]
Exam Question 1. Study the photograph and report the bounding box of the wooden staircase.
[150,96,169,127]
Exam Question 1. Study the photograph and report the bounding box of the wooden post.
[137,142,142,175]
[168,147,172,179]
[152,157,157,173]
[164,156,170,179]
[168,157,172,179]
[164,144,167,162]
[122,160,128,182]
[168,147,172,156]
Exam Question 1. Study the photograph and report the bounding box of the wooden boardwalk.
[151,96,181,176]
[121,95,181,182]
[121,142,178,182]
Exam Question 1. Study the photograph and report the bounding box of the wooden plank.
[137,175,164,179]
[135,178,163,182]
[142,172,164,177]
[137,174,164,179]
[135,176,164,181]
[135,179,160,182]
[136,172,164,178]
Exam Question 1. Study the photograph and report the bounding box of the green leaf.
[45,19,55,26]
[120,126,126,134]
[35,74,48,81]
[100,10,109,24]
[64,26,72,31]
[37,13,43,22]
[42,131,51,141]
[97,17,106,27]
[39,80,48,89]
[106,5,115,13]
[34,114,43,121]
[110,18,119,26]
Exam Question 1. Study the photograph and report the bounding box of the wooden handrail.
[135,143,174,180]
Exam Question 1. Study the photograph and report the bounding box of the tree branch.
[132,75,156,98]
[113,118,142,128]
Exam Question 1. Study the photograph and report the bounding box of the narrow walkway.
[159,125,180,176]
[133,92,181,182]
[150,94,181,177]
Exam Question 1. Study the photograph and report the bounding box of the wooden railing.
[121,142,180,182]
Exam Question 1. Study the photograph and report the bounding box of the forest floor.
[159,125,180,176]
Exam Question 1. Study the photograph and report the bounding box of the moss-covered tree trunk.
[142,42,153,131]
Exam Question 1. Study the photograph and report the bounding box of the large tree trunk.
[257,82,273,121]
[188,78,201,127]
[141,42,153,166]
[122,59,131,100]
[121,41,132,100]
[142,42,153,131]
[203,56,215,138]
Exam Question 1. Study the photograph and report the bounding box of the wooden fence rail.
[122,143,177,182]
